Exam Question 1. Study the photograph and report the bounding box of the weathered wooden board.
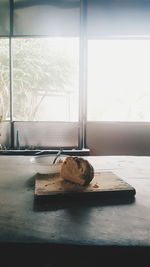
[35,172,136,199]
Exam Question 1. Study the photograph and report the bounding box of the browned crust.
[61,156,94,186]
[81,158,94,185]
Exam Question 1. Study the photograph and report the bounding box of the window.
[0,0,81,150]
[1,0,150,153]
[87,39,150,122]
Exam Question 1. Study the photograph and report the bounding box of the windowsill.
[0,149,90,156]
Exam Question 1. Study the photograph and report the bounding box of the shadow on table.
[33,193,135,211]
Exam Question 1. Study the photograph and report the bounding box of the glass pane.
[87,0,150,37]
[12,37,79,121]
[0,38,10,120]
[0,0,10,36]
[14,121,79,149]
[87,39,150,122]
[13,0,80,36]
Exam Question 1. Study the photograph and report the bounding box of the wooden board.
[35,172,136,200]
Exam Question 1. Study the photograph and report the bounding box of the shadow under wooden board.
[35,172,136,201]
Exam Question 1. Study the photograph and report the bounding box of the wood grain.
[35,171,136,197]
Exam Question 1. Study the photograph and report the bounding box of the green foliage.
[13,38,77,120]
[0,37,78,120]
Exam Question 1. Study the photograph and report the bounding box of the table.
[0,155,150,266]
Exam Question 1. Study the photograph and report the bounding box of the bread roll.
[60,156,94,186]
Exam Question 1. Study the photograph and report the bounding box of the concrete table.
[0,155,150,266]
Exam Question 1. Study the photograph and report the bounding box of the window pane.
[13,0,80,36]
[88,39,150,122]
[87,0,150,37]
[12,38,79,121]
[0,0,10,36]
[0,38,10,120]
[14,121,79,149]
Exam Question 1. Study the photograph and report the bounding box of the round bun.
[60,156,94,186]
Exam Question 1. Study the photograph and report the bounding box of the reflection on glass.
[88,39,150,122]
[12,38,79,121]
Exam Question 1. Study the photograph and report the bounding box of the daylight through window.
[87,39,150,122]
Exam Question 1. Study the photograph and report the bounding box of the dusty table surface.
[0,155,150,265]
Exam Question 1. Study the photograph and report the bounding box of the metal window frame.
[79,0,87,149]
